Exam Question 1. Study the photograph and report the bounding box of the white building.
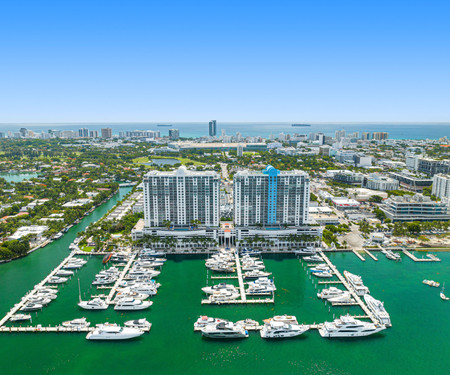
[362,174,399,191]
[237,144,244,157]
[233,165,310,227]
[8,225,49,241]
[432,174,450,200]
[143,166,220,227]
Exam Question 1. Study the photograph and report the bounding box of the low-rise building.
[379,194,450,222]
[362,174,399,191]
[389,172,433,192]
[333,171,364,185]
[331,197,360,209]
[8,225,49,241]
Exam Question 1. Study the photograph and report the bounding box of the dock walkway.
[105,252,137,304]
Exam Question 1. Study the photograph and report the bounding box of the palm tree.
[162,220,172,230]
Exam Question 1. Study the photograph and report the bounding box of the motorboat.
[28,297,52,305]
[308,262,327,268]
[128,269,160,278]
[263,315,298,325]
[114,298,153,311]
[53,232,63,240]
[202,283,238,295]
[56,270,74,277]
[47,276,68,284]
[114,290,149,301]
[344,271,370,295]
[86,323,144,340]
[36,287,58,295]
[201,322,249,339]
[260,321,309,339]
[235,319,260,330]
[98,266,120,275]
[310,265,331,273]
[127,284,158,296]
[124,318,152,330]
[78,297,108,310]
[364,295,392,326]
[34,293,57,300]
[140,249,165,257]
[10,314,32,322]
[294,247,317,256]
[92,276,118,285]
[317,287,345,300]
[319,314,386,338]
[208,290,240,303]
[20,303,43,311]
[303,254,323,262]
[194,316,227,330]
[383,249,401,261]
[312,270,333,278]
[241,263,265,271]
[63,262,84,270]
[208,265,235,273]
[328,292,355,304]
[135,261,164,268]
[62,318,91,329]
[246,284,275,295]
[137,257,166,263]
[423,279,440,287]
[243,270,272,279]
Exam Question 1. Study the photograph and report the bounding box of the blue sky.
[1,0,449,122]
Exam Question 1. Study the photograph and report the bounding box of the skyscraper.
[89,130,99,138]
[233,165,310,227]
[237,144,244,157]
[169,128,180,140]
[372,132,389,140]
[101,128,112,138]
[209,120,217,137]
[143,166,220,227]
[78,128,89,137]
[335,130,346,141]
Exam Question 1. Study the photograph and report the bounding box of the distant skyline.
[1,1,450,122]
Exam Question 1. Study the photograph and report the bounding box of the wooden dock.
[352,249,366,262]
[235,252,247,302]
[402,249,440,262]
[363,249,378,261]
[105,252,137,304]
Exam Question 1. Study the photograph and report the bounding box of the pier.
[105,251,137,304]
[0,250,79,328]
[318,251,378,324]
[235,252,247,302]
[363,249,378,261]
[401,248,440,262]
[351,249,365,262]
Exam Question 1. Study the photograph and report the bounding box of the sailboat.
[440,283,449,301]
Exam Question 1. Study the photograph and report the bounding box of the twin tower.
[143,165,310,228]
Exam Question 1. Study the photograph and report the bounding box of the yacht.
[34,293,57,300]
[135,261,164,268]
[208,290,240,303]
[86,323,144,340]
[344,271,370,296]
[36,287,58,295]
[114,298,153,311]
[10,314,32,322]
[243,270,272,279]
[310,265,331,273]
[194,316,227,330]
[440,283,449,301]
[364,295,392,326]
[317,287,345,300]
[140,249,165,257]
[235,319,260,330]
[47,276,68,284]
[62,318,91,329]
[246,284,275,295]
[294,247,317,256]
[92,276,118,285]
[328,292,355,304]
[263,315,298,325]
[312,270,333,278]
[260,321,309,339]
[20,302,43,311]
[128,269,160,278]
[28,297,52,306]
[202,283,238,295]
[114,290,149,301]
[241,263,265,271]
[127,284,158,296]
[124,318,152,330]
[78,297,108,310]
[63,262,84,270]
[208,265,235,273]
[56,270,74,277]
[319,314,386,338]
[201,322,249,339]
[383,249,401,261]
[423,279,440,287]
[53,232,63,240]
[303,254,323,262]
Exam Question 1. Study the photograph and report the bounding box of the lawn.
[132,156,205,166]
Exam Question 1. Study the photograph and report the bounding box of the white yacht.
[328,292,355,304]
[440,283,449,301]
[317,287,345,300]
[28,297,52,305]
[235,319,260,330]
[294,247,317,256]
[114,290,149,301]
[92,276,118,285]
[312,270,333,278]
[344,271,370,295]
[241,263,265,271]
[78,297,108,310]
[423,279,440,287]
[310,265,331,273]
[10,314,32,322]
[201,322,248,339]
[303,254,323,262]
[364,295,391,326]
[263,315,298,325]
[86,323,144,340]
[127,284,158,296]
[34,293,57,300]
[208,265,235,273]
[56,270,74,277]
[47,276,68,284]
[260,321,309,339]
[114,298,153,311]
[319,314,385,338]
[243,270,272,279]
[36,287,58,295]
[124,318,152,330]
[62,317,91,329]
[20,302,43,311]
[202,283,238,295]
[383,249,401,261]
[194,316,227,330]
[246,284,275,295]
[208,290,240,303]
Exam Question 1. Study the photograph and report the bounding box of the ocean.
[0,122,449,140]
[0,188,448,374]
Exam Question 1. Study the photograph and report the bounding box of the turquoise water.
[0,204,449,374]
[0,172,38,183]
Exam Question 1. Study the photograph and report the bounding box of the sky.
[1,0,450,123]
